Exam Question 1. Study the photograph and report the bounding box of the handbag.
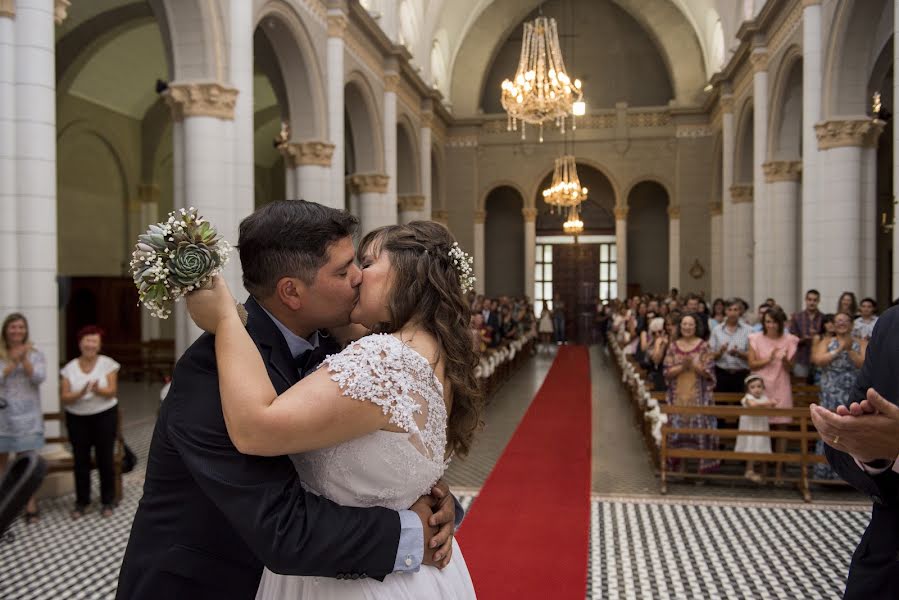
[122,443,138,474]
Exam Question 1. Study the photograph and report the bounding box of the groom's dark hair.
[238,200,358,297]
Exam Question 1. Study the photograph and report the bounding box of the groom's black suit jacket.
[824,306,899,600]
[116,298,400,600]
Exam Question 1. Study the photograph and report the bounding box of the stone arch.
[528,157,621,210]
[621,175,674,209]
[151,0,228,81]
[480,180,528,211]
[768,46,803,160]
[396,114,420,194]
[254,0,327,140]
[823,0,892,117]
[448,0,706,116]
[345,73,384,173]
[734,98,754,183]
[627,180,670,294]
[484,185,525,296]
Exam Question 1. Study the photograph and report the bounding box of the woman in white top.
[60,326,121,518]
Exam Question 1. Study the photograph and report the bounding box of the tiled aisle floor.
[0,351,876,599]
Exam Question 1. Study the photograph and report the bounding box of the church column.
[164,82,239,357]
[432,209,449,227]
[802,0,823,295]
[0,0,17,315]
[615,206,628,298]
[523,207,537,300]
[473,209,486,295]
[327,8,347,209]
[763,161,801,312]
[861,143,877,300]
[15,0,62,418]
[398,195,425,224]
[349,173,390,236]
[382,68,399,225]
[751,48,769,306]
[730,184,754,302]
[420,105,433,220]
[281,141,334,204]
[721,93,736,297]
[228,0,254,280]
[667,205,680,291]
[813,119,883,309]
[709,202,723,299]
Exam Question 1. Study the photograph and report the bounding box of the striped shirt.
[709,321,752,371]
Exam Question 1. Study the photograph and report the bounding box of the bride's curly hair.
[358,221,484,458]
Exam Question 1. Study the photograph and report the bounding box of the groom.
[117,201,457,600]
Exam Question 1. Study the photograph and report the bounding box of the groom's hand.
[410,496,439,567]
[429,480,455,568]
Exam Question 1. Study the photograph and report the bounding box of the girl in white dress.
[734,374,775,483]
[187,221,480,600]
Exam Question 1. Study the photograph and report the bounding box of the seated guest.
[709,298,752,392]
[852,298,878,341]
[60,325,121,519]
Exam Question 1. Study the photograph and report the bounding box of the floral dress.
[814,338,861,480]
[663,339,719,473]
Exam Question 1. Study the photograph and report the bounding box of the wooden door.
[553,244,601,344]
[62,277,141,362]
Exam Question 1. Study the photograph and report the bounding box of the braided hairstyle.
[357,221,484,458]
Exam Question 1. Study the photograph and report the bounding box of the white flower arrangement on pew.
[607,330,666,447]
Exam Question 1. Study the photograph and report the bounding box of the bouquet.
[130,207,231,319]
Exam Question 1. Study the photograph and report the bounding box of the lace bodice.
[289,334,449,511]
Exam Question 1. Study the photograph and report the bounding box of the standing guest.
[811,312,865,479]
[709,298,752,392]
[552,294,567,344]
[538,300,553,353]
[734,375,775,482]
[60,326,121,519]
[789,289,823,381]
[837,291,859,319]
[748,305,799,480]
[663,314,718,474]
[852,298,878,341]
[708,298,726,331]
[684,295,709,340]
[751,304,769,333]
[811,313,836,385]
[0,313,47,523]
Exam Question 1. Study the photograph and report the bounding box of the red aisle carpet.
[458,346,592,599]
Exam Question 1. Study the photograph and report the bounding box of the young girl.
[538,300,553,353]
[734,374,775,482]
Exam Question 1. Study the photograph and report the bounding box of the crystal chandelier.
[562,204,584,236]
[542,155,588,213]
[500,16,583,142]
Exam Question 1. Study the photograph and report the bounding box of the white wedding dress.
[255,334,476,600]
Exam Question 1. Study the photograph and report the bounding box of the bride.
[187,221,480,599]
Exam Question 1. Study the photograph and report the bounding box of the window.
[534,243,553,311]
[598,242,617,301]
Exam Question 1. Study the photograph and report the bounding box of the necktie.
[294,346,327,375]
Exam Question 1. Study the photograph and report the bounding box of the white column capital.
[801,0,821,6]
[0,0,14,19]
[164,82,239,122]
[349,173,389,194]
[432,209,449,225]
[138,183,161,204]
[420,110,435,130]
[278,140,335,168]
[763,160,802,182]
[54,0,70,24]
[709,201,723,216]
[730,184,754,203]
[384,72,401,93]
[327,12,348,38]
[750,50,769,73]
[473,209,487,224]
[614,206,629,220]
[720,94,734,113]
[667,205,681,219]
[522,207,538,222]
[815,119,885,150]
[398,194,425,212]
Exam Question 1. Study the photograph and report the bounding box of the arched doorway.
[484,186,525,296]
[533,163,616,343]
[627,181,670,296]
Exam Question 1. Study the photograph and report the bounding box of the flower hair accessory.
[130,207,232,319]
[448,242,476,293]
